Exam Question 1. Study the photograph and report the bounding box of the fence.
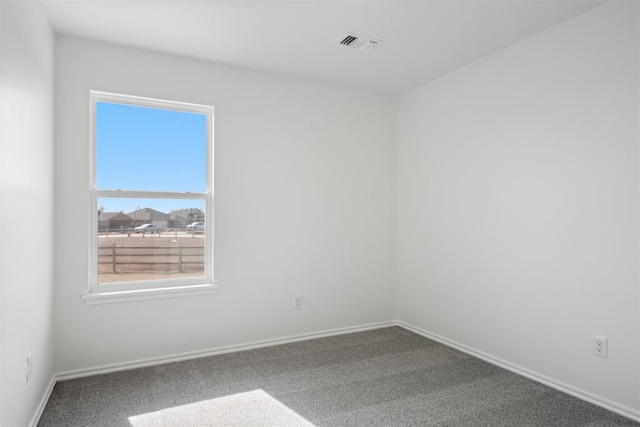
[98,243,204,274]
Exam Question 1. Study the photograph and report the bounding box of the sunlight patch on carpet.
[128,389,314,426]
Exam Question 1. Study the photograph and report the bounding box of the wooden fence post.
[112,243,117,274]
[179,244,184,273]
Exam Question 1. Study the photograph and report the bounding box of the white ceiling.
[41,0,604,96]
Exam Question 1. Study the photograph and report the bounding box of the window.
[84,91,215,304]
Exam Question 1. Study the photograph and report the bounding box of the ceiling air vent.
[338,32,382,52]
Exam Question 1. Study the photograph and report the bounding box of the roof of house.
[98,212,133,222]
[126,208,169,221]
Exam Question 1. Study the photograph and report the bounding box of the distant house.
[169,208,205,228]
[98,212,133,232]
[126,208,169,228]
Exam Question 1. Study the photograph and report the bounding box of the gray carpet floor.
[38,327,638,426]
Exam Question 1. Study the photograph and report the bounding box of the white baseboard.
[34,319,639,425]
[397,321,640,423]
[28,376,56,427]
[31,320,394,424]
[55,320,397,381]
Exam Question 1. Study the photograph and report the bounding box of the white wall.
[54,37,397,372]
[397,1,639,416]
[0,2,55,426]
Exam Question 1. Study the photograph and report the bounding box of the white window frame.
[83,91,216,305]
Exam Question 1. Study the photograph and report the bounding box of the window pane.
[96,102,207,192]
[97,198,206,285]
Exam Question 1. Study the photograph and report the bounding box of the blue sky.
[96,102,207,214]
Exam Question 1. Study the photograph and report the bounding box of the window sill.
[82,283,218,305]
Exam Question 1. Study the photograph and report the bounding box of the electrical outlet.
[592,336,608,359]
[26,353,33,383]
[293,295,303,310]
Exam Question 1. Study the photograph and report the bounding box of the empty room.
[1,0,639,425]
